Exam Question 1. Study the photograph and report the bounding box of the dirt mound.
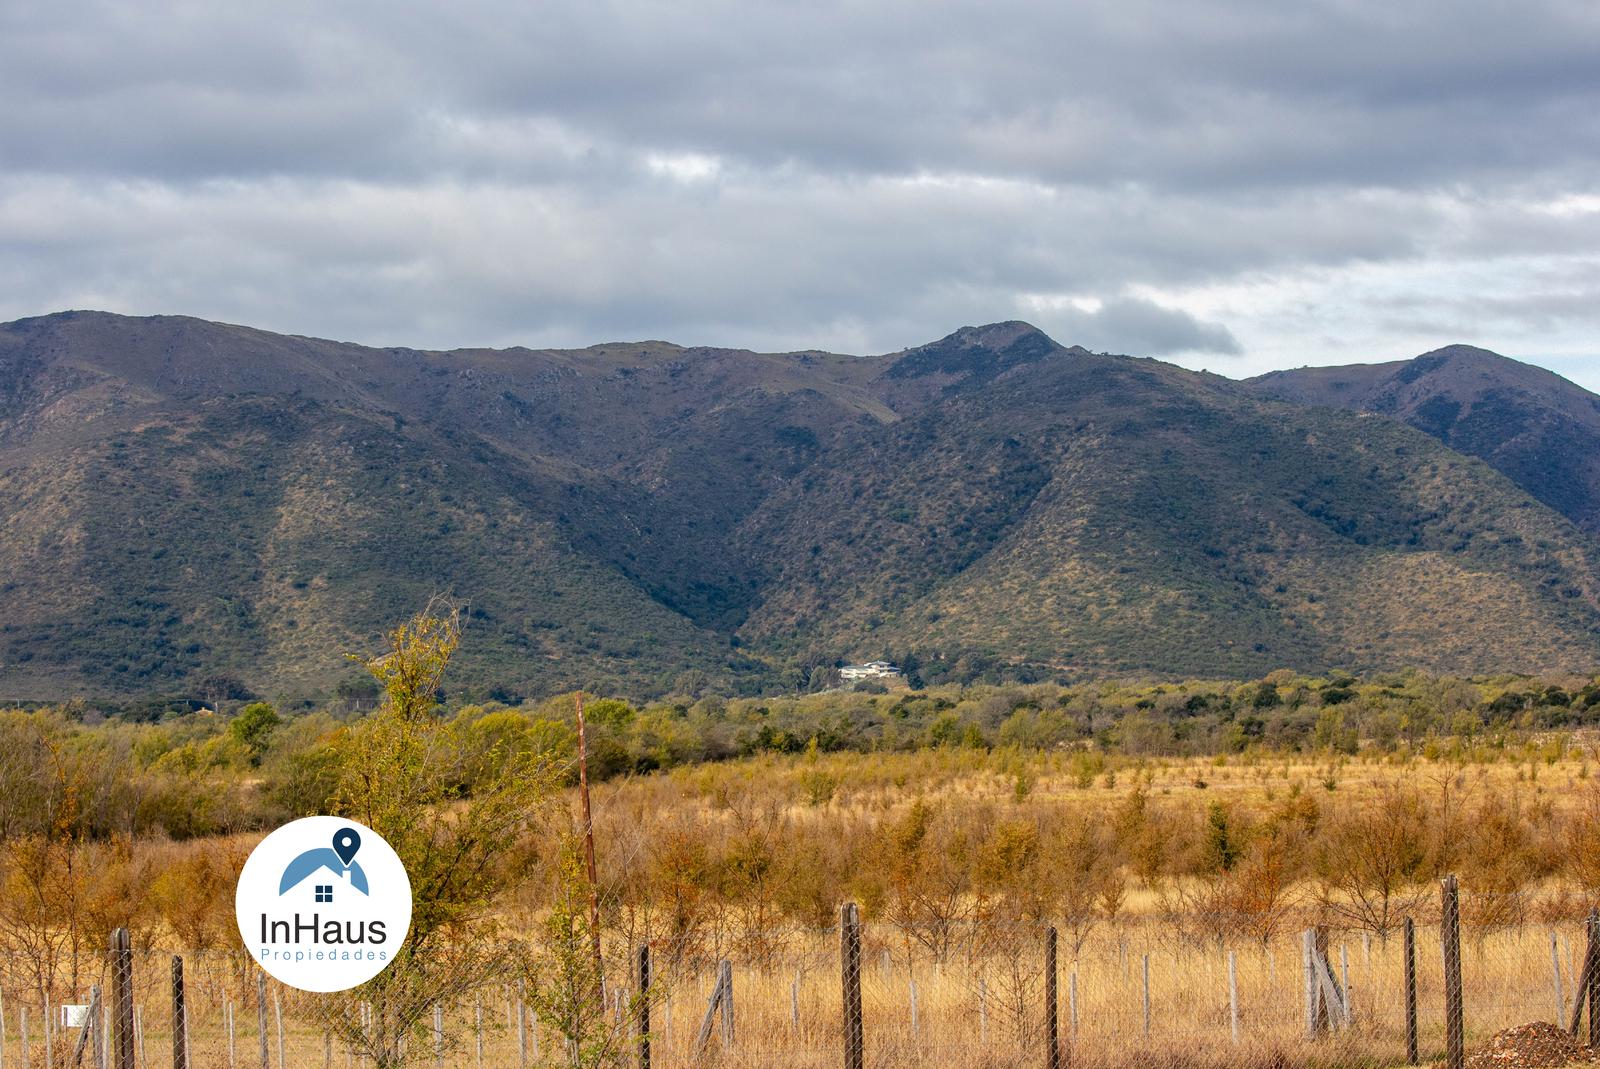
[1463,1023,1596,1069]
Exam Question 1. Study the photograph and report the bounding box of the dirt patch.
[1462,1022,1597,1069]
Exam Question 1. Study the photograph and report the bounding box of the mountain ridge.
[1,310,1598,700]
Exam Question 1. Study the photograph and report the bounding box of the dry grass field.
[7,743,1600,1069]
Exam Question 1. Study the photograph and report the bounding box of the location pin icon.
[332,827,361,867]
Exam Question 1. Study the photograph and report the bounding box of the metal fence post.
[171,957,187,1069]
[111,929,135,1069]
[1045,927,1060,1069]
[637,945,651,1069]
[1405,917,1418,1066]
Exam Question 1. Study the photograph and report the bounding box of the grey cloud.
[3,1,1598,191]
[1041,299,1243,358]
[0,0,1598,383]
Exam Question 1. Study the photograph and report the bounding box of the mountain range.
[1,311,1597,701]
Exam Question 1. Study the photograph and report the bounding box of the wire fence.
[1,881,1597,1069]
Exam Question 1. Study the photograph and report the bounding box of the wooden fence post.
[256,975,269,1069]
[841,903,863,1069]
[171,957,187,1069]
[719,960,734,1049]
[111,929,135,1069]
[432,1006,443,1069]
[1045,927,1061,1069]
[1405,917,1418,1066]
[273,993,285,1069]
[1142,954,1151,1038]
[1228,951,1240,1045]
[1553,932,1567,1026]
[1303,929,1317,1037]
[637,945,651,1069]
[1441,875,1464,1069]
[517,978,527,1069]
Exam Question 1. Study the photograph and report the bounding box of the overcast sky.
[2,1,1599,389]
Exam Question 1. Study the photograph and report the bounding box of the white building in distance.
[839,660,901,683]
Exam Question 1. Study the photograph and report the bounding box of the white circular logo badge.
[235,816,412,992]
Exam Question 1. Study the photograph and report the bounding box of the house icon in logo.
[278,827,370,902]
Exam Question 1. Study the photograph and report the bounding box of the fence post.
[515,979,526,1069]
[1302,929,1316,1037]
[274,993,286,1069]
[256,974,269,1069]
[1404,918,1418,1066]
[841,902,863,1069]
[432,1006,443,1069]
[171,957,187,1069]
[1142,953,1151,1038]
[1069,969,1078,1038]
[1227,950,1240,1045]
[1441,875,1464,1069]
[637,945,651,1069]
[1580,915,1593,1049]
[1045,927,1060,1069]
[96,987,107,1069]
[719,960,734,1049]
[111,929,135,1069]
[1553,932,1567,1026]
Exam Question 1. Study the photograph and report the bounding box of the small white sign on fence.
[60,1003,90,1028]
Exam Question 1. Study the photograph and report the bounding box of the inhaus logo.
[235,816,412,992]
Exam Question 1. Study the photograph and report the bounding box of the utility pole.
[575,692,604,1001]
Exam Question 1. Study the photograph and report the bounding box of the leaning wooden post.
[171,957,188,1069]
[1441,875,1464,1069]
[1045,927,1061,1069]
[1404,918,1418,1066]
[111,928,135,1069]
[637,945,651,1069]
[841,903,863,1069]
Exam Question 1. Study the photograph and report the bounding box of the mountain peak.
[883,320,1065,383]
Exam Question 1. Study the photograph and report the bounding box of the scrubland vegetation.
[5,621,1600,1066]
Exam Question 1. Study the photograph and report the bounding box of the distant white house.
[839,660,901,683]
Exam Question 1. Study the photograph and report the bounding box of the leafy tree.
[227,702,281,766]
[323,604,559,1069]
